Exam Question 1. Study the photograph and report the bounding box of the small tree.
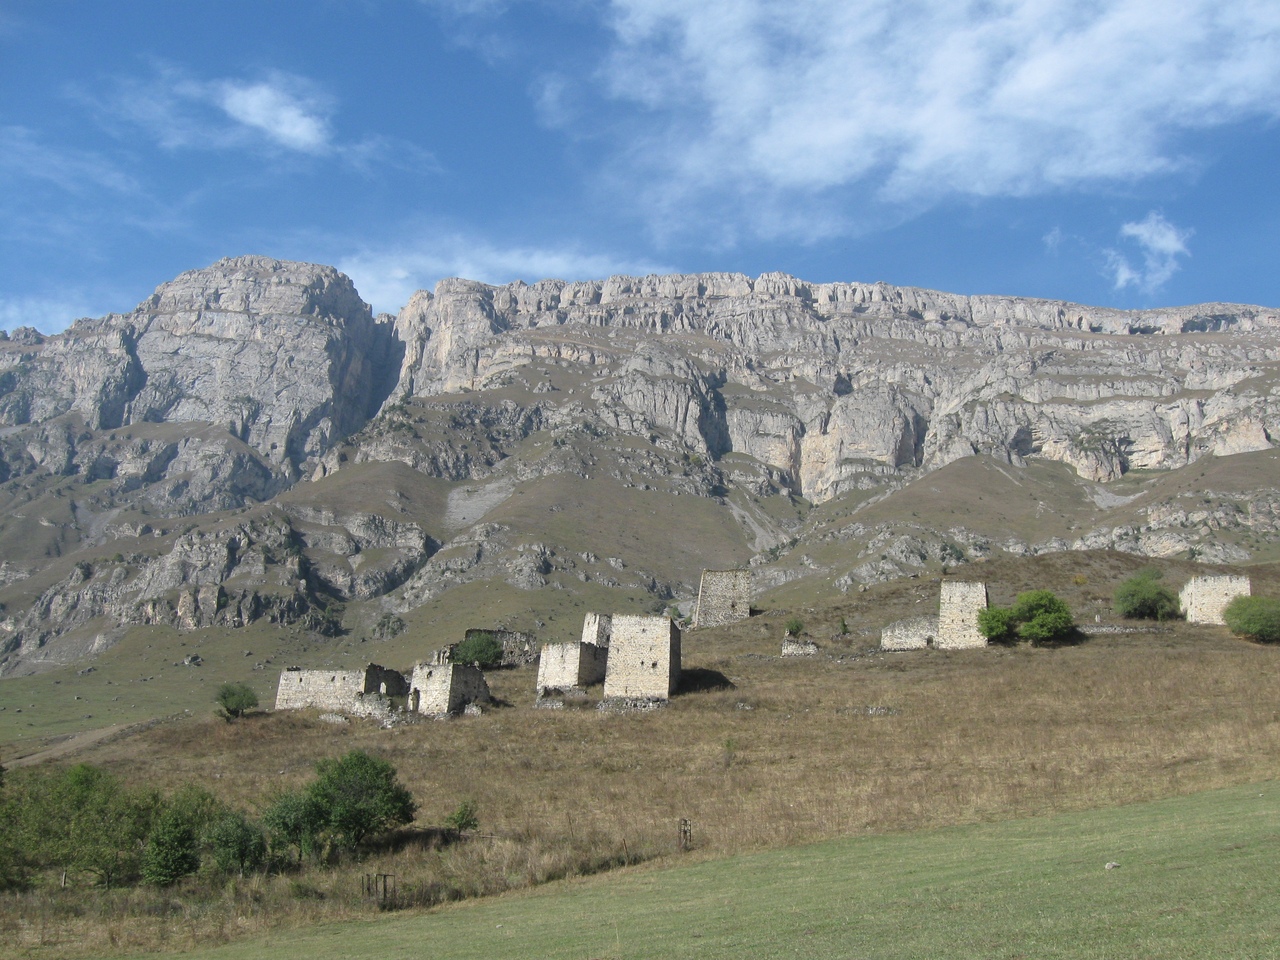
[784,617,804,637]
[1223,595,1280,642]
[450,631,504,668]
[207,812,267,877]
[142,806,200,886]
[977,606,1018,643]
[307,750,416,852]
[262,790,326,864]
[216,682,259,720]
[444,798,480,836]
[1114,569,1180,620]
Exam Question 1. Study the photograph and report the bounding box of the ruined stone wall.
[694,570,752,628]
[536,642,609,695]
[937,581,988,649]
[581,612,612,646]
[1180,575,1251,625]
[881,616,939,651]
[603,615,681,700]
[463,628,539,665]
[410,662,491,715]
[274,664,403,718]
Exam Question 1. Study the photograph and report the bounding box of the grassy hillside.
[112,781,1280,960]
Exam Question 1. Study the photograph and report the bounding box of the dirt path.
[6,717,168,767]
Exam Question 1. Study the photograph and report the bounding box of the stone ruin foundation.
[693,569,752,628]
[880,616,940,650]
[602,615,681,703]
[410,662,491,717]
[274,663,408,719]
[936,581,989,649]
[1180,575,1251,625]
[781,636,819,657]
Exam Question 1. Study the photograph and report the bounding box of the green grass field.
[133,781,1280,960]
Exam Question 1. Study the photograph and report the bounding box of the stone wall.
[410,662,491,716]
[881,616,939,650]
[602,615,681,700]
[693,570,752,628]
[937,581,988,649]
[581,612,612,646]
[1180,575,1251,625]
[463,628,539,665]
[274,663,405,717]
[536,641,609,696]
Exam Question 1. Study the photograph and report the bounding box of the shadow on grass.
[677,667,736,694]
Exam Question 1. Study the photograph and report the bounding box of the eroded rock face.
[0,256,399,478]
[388,272,1280,501]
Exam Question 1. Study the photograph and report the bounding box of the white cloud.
[581,1,1280,238]
[337,235,673,314]
[213,77,332,154]
[1105,212,1192,292]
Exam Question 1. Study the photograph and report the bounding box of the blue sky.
[3,1,1280,331]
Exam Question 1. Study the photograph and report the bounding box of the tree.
[142,807,200,885]
[307,750,416,852]
[444,798,479,836]
[216,681,259,720]
[450,631,504,668]
[207,812,267,877]
[1114,569,1180,620]
[262,790,326,864]
[1223,595,1280,643]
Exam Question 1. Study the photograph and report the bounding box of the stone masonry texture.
[694,570,752,628]
[937,581,988,649]
[1180,575,1251,625]
[603,615,682,700]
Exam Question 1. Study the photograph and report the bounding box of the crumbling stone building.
[580,612,612,646]
[274,663,407,718]
[536,612,612,698]
[602,615,681,701]
[694,570,752,628]
[880,616,940,651]
[410,661,491,716]
[1180,575,1251,625]
[881,581,988,651]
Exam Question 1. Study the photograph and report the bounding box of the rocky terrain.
[0,255,1277,676]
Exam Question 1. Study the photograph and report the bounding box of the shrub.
[1114,569,1180,620]
[142,807,200,886]
[1223,595,1280,642]
[444,799,480,835]
[262,790,326,864]
[1009,590,1075,644]
[980,591,1075,645]
[450,631,504,668]
[977,606,1018,643]
[784,618,804,637]
[207,812,267,877]
[215,682,259,720]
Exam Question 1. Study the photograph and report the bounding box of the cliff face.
[0,258,1277,675]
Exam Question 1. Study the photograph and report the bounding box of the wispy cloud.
[1105,212,1193,293]
[0,126,138,194]
[0,293,97,334]
[571,1,1280,240]
[80,66,434,170]
[337,233,673,314]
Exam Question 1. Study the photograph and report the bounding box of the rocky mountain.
[0,256,1277,676]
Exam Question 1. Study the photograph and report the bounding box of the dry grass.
[8,555,1280,957]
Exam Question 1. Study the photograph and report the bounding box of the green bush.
[980,591,1075,645]
[451,630,504,668]
[784,618,804,637]
[308,750,416,852]
[444,798,480,835]
[263,790,325,864]
[1223,595,1280,642]
[207,812,267,877]
[215,681,259,720]
[977,606,1018,643]
[1114,569,1181,620]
